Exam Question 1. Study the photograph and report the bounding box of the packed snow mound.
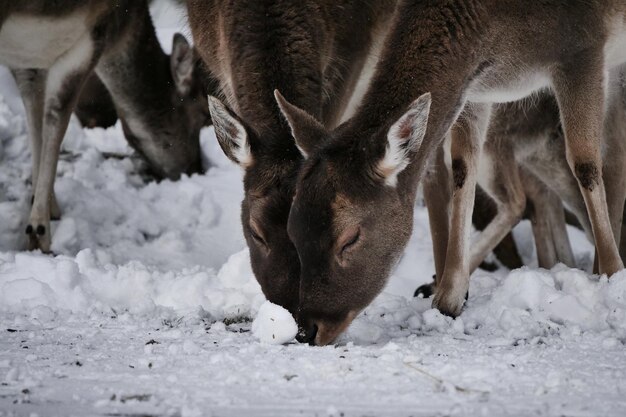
[0,248,264,321]
[343,265,626,345]
[2,242,625,345]
[252,301,298,344]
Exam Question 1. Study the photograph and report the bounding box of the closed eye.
[338,226,360,259]
[250,228,266,245]
[341,230,360,254]
[249,221,268,249]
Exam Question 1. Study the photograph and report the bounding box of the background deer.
[0,0,208,252]
[417,76,626,298]
[466,76,626,273]
[277,0,626,345]
[188,0,397,314]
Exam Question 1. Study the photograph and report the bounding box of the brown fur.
[189,0,397,318]
[280,0,626,344]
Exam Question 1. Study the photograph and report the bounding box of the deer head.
[118,33,210,180]
[277,92,432,345]
[208,94,305,314]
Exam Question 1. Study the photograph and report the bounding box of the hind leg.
[552,57,623,275]
[522,167,575,268]
[467,142,527,274]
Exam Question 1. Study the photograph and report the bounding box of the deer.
[416,80,626,299]
[0,0,208,253]
[465,80,626,273]
[188,0,398,314]
[275,0,626,345]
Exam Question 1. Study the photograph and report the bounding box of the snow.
[252,301,298,344]
[1,1,626,416]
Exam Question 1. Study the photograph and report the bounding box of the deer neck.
[220,5,333,138]
[348,0,489,195]
[95,2,171,132]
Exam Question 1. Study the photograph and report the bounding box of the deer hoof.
[432,285,467,318]
[26,222,52,253]
[414,282,435,298]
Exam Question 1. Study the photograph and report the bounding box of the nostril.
[296,322,318,345]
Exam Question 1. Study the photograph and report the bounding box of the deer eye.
[338,226,360,257]
[249,222,268,249]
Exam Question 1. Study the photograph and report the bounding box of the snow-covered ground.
[2,3,626,416]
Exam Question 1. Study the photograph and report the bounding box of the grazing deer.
[0,0,208,252]
[188,0,397,314]
[277,1,626,345]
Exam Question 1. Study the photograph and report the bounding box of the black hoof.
[414,276,436,298]
[25,225,33,235]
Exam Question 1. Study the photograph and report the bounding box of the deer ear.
[275,90,327,159]
[208,96,252,167]
[171,33,194,96]
[376,93,431,187]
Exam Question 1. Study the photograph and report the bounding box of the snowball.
[251,301,297,345]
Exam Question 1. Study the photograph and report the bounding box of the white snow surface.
[1,2,626,416]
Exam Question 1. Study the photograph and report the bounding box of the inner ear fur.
[208,96,253,167]
[375,92,432,186]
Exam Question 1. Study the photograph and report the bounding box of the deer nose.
[296,321,318,345]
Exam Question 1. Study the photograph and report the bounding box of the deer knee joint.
[574,162,599,191]
[452,158,467,190]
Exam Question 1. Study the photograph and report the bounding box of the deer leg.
[417,142,451,298]
[466,146,526,274]
[600,80,626,264]
[473,186,523,270]
[552,59,623,275]
[10,70,49,222]
[433,104,491,317]
[522,167,575,268]
[28,37,98,252]
[601,133,626,265]
[12,70,63,225]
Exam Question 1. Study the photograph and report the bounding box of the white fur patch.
[0,11,91,69]
[45,34,94,100]
[605,16,626,69]
[467,71,551,104]
[378,93,431,186]
[208,96,251,168]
